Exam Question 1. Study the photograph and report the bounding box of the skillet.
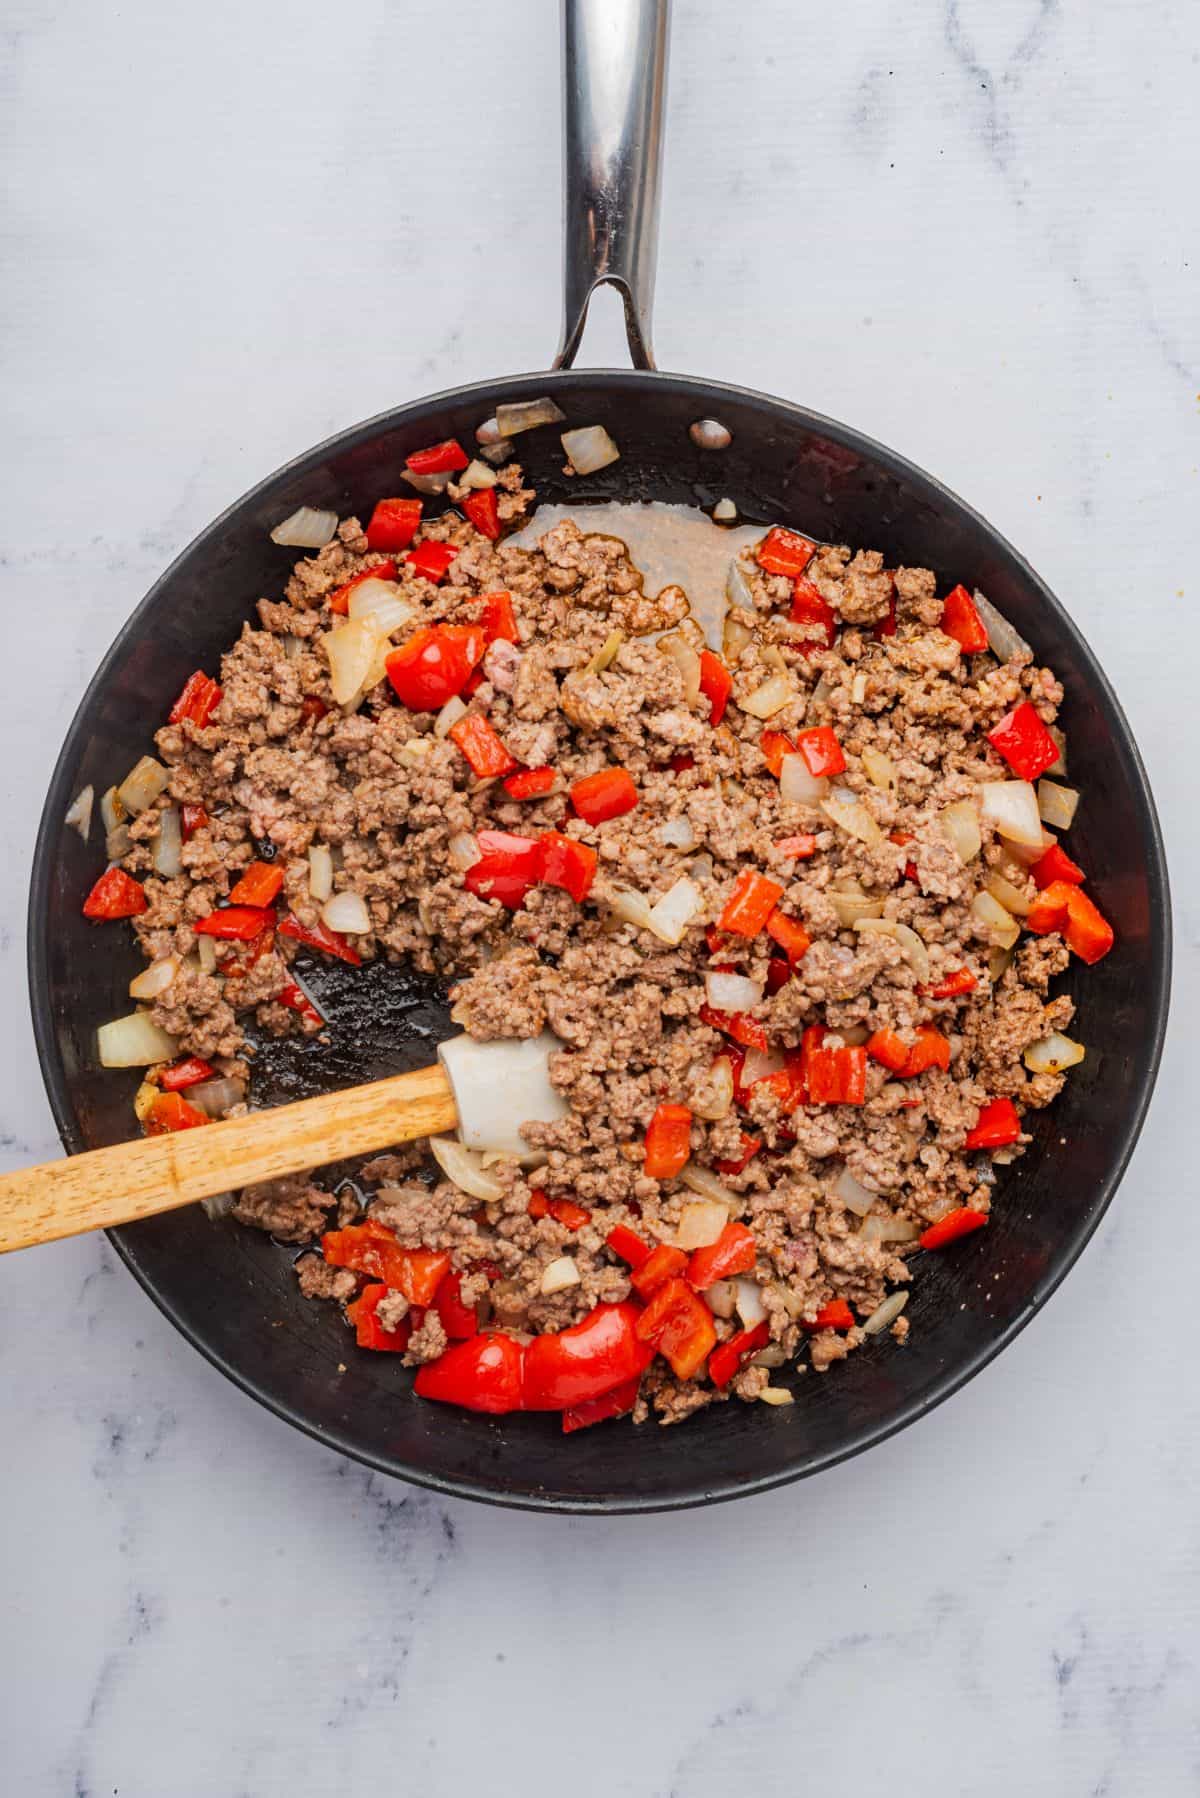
[27,0,1170,1511]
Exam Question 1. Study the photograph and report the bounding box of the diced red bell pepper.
[987,701,1061,782]
[220,920,276,978]
[643,1102,693,1179]
[537,832,597,903]
[449,713,518,779]
[502,765,556,800]
[792,726,846,779]
[760,730,795,778]
[365,499,422,552]
[700,1003,770,1054]
[569,767,639,825]
[687,1221,757,1291]
[790,576,837,651]
[227,860,284,908]
[775,833,817,859]
[804,1036,868,1106]
[669,753,696,773]
[414,1332,526,1413]
[714,1132,762,1176]
[939,584,989,653]
[765,958,792,995]
[480,590,519,644]
[194,904,275,941]
[930,967,978,999]
[405,438,469,475]
[277,911,362,965]
[1025,880,1072,935]
[606,1225,652,1269]
[698,651,732,726]
[1031,842,1085,889]
[562,1374,641,1433]
[867,1027,912,1074]
[708,1320,770,1389]
[144,1091,209,1134]
[527,1191,591,1232]
[523,1302,654,1411]
[718,869,785,938]
[872,591,897,639]
[169,670,222,729]
[765,909,811,964]
[634,1278,717,1380]
[1059,885,1114,964]
[322,1223,450,1306]
[404,540,460,586]
[300,696,328,724]
[277,981,324,1026]
[920,1207,988,1250]
[805,1298,856,1331]
[158,1056,215,1092]
[434,1270,479,1340]
[328,561,399,615]
[965,1096,1021,1151]
[461,487,501,541]
[83,866,147,921]
[756,527,816,577]
[385,624,486,710]
[180,802,209,841]
[463,830,543,909]
[631,1242,688,1299]
[347,1283,413,1352]
[902,1026,951,1076]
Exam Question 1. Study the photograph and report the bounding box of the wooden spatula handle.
[0,1063,457,1255]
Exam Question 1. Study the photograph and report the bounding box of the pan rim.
[27,366,1173,1512]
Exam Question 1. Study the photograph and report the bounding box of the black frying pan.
[27,0,1170,1512]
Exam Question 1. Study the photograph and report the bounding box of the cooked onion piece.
[939,799,982,863]
[679,1164,739,1209]
[820,796,883,847]
[741,672,794,720]
[321,891,370,935]
[66,785,94,840]
[734,1277,767,1328]
[1024,1031,1085,1073]
[429,1135,505,1202]
[673,1198,731,1249]
[98,1012,178,1067]
[1037,779,1080,830]
[117,757,169,816]
[152,807,183,878]
[780,755,829,805]
[658,632,702,706]
[129,955,180,1001]
[980,780,1043,849]
[705,971,763,1011]
[540,1255,581,1294]
[324,617,381,706]
[833,1165,876,1216]
[658,815,697,851]
[270,506,338,549]
[971,888,1021,949]
[561,424,620,474]
[984,870,1031,918]
[971,589,1030,661]
[496,397,566,435]
[647,876,702,945]
[862,1290,909,1336]
[188,1076,246,1117]
[861,747,897,793]
[308,844,333,902]
[691,1055,735,1122]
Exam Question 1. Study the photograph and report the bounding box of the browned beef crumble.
[116,472,1081,1426]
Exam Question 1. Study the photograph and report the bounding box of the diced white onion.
[679,1163,739,1209]
[859,1213,920,1246]
[1004,826,1055,867]
[972,589,1030,662]
[689,853,714,884]
[402,467,452,496]
[480,438,514,467]
[133,1081,159,1124]
[833,1165,876,1216]
[734,1278,767,1327]
[1024,1031,1086,1074]
[723,614,753,662]
[106,826,132,862]
[561,424,620,474]
[971,888,1021,949]
[324,617,381,707]
[117,756,169,816]
[434,695,468,739]
[347,579,415,636]
[496,396,566,435]
[429,1135,505,1202]
[672,1198,731,1250]
[281,633,303,661]
[740,1045,784,1084]
[861,748,897,793]
[829,885,884,927]
[308,844,333,902]
[540,1255,581,1295]
[659,633,702,706]
[758,1386,795,1406]
[65,785,94,840]
[658,815,697,851]
[475,416,504,445]
[820,797,883,847]
[98,1011,179,1067]
[895,922,931,983]
[196,934,218,974]
[980,780,1043,849]
[862,1290,909,1336]
[321,891,370,935]
[459,459,498,490]
[647,876,702,945]
[1037,780,1080,830]
[448,832,481,872]
[726,558,755,613]
[152,806,183,878]
[706,1280,737,1319]
[579,628,624,679]
[713,497,738,523]
[100,786,126,835]
[129,955,180,1001]
[705,971,764,1012]
[187,1076,246,1117]
[1045,726,1067,778]
[606,886,655,931]
[985,870,1031,917]
[692,1055,735,1122]
[400,738,433,765]
[742,672,794,720]
[940,799,982,863]
[270,506,338,549]
[780,754,829,804]
[988,943,1014,982]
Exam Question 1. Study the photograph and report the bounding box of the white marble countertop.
[2,1,1196,1790]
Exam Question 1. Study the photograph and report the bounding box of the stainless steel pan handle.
[554,0,671,371]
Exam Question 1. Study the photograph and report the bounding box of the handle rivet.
[689,418,732,450]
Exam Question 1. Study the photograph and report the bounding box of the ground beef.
[107,469,1099,1427]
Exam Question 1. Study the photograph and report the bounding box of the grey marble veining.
[1,0,1197,1791]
